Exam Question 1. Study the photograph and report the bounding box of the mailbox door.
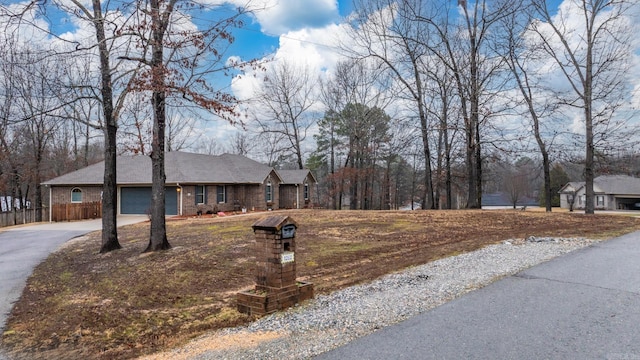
[281,224,296,239]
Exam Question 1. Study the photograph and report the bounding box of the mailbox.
[281,224,296,239]
[238,215,313,316]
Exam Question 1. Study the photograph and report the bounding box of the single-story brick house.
[42,152,315,220]
[559,175,640,210]
[278,169,318,209]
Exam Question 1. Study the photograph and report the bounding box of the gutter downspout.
[296,184,299,209]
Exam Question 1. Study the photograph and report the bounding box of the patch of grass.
[58,270,73,283]
[3,210,640,360]
[203,224,248,235]
[389,219,425,232]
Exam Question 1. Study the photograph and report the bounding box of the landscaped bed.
[2,209,640,359]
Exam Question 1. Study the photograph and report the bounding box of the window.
[596,195,605,207]
[217,185,226,203]
[579,195,586,205]
[304,183,309,201]
[265,182,272,203]
[195,185,206,204]
[71,188,82,203]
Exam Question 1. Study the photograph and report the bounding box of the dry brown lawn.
[2,209,640,360]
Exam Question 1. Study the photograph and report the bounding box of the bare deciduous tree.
[498,0,558,212]
[530,0,635,214]
[253,60,317,170]
[165,108,200,152]
[120,93,152,155]
[14,53,61,221]
[348,0,436,209]
[419,0,516,208]
[228,132,253,156]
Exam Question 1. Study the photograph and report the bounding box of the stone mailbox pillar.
[237,215,314,316]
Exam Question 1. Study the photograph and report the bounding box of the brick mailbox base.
[237,216,314,316]
[237,281,314,316]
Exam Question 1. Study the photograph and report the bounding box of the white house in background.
[559,175,640,210]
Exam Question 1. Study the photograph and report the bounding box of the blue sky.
[224,0,353,62]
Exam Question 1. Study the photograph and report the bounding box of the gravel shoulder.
[139,237,597,360]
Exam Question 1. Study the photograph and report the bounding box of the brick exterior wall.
[50,186,103,205]
[279,173,317,209]
[49,171,284,216]
[181,173,281,216]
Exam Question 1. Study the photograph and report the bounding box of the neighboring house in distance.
[559,175,640,210]
[481,192,538,208]
[278,169,318,209]
[42,152,301,221]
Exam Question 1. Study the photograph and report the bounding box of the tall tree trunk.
[541,151,551,212]
[34,168,42,222]
[531,111,551,212]
[33,140,43,221]
[467,85,481,208]
[435,125,443,210]
[475,119,482,208]
[84,118,91,167]
[295,133,304,170]
[10,168,17,225]
[384,157,392,210]
[415,67,434,210]
[445,143,452,209]
[411,152,417,210]
[466,121,478,208]
[145,0,171,251]
[330,123,337,210]
[584,33,594,214]
[443,103,452,210]
[93,0,121,253]
[463,3,483,209]
[367,154,376,210]
[350,152,358,210]
[584,97,594,214]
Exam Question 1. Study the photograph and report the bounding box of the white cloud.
[230,21,349,103]
[274,24,344,70]
[238,0,340,35]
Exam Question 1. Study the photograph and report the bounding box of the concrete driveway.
[0,216,147,334]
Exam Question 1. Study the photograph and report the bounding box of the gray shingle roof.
[277,169,317,184]
[559,181,584,193]
[593,175,640,195]
[43,152,278,186]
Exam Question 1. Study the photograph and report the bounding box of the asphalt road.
[316,231,640,360]
[0,216,147,335]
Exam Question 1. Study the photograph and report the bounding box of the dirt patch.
[2,209,639,359]
[137,331,283,360]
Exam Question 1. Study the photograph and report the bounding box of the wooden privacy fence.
[0,208,44,228]
[52,202,102,222]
